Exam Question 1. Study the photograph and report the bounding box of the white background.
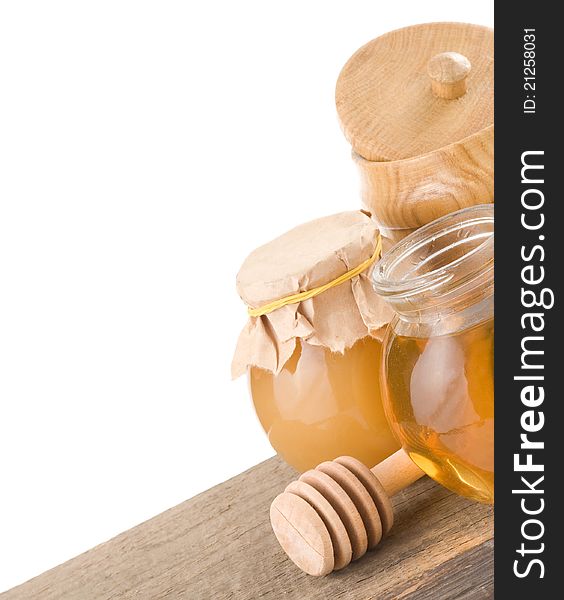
[0,1,493,592]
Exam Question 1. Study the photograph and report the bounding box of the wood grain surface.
[335,22,494,242]
[336,22,493,162]
[1,456,493,600]
[355,125,494,241]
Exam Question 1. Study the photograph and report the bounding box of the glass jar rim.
[372,204,493,309]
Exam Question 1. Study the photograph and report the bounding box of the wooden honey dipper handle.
[371,447,424,497]
[270,450,424,576]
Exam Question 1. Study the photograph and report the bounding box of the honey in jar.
[373,205,494,503]
[232,211,400,472]
[250,336,399,472]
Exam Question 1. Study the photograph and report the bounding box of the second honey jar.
[373,205,494,503]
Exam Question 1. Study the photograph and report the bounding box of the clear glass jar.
[372,205,494,503]
[249,336,400,473]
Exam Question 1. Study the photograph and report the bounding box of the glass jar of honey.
[232,211,400,472]
[372,205,494,503]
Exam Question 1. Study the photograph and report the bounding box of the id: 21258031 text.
[523,29,536,114]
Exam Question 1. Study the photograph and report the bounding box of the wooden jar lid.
[336,22,493,162]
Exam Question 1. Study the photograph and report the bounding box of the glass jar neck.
[372,205,494,328]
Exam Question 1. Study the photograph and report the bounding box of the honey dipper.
[270,449,424,576]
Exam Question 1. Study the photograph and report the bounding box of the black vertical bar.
[495,3,562,596]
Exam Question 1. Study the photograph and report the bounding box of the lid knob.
[427,52,471,100]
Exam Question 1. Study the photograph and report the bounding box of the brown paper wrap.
[231,211,395,378]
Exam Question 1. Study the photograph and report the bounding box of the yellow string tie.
[247,234,382,318]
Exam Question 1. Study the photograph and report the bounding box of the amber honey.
[250,336,400,472]
[382,318,494,503]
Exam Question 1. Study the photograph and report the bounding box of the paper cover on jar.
[231,211,394,377]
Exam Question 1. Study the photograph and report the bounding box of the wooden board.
[1,456,493,600]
